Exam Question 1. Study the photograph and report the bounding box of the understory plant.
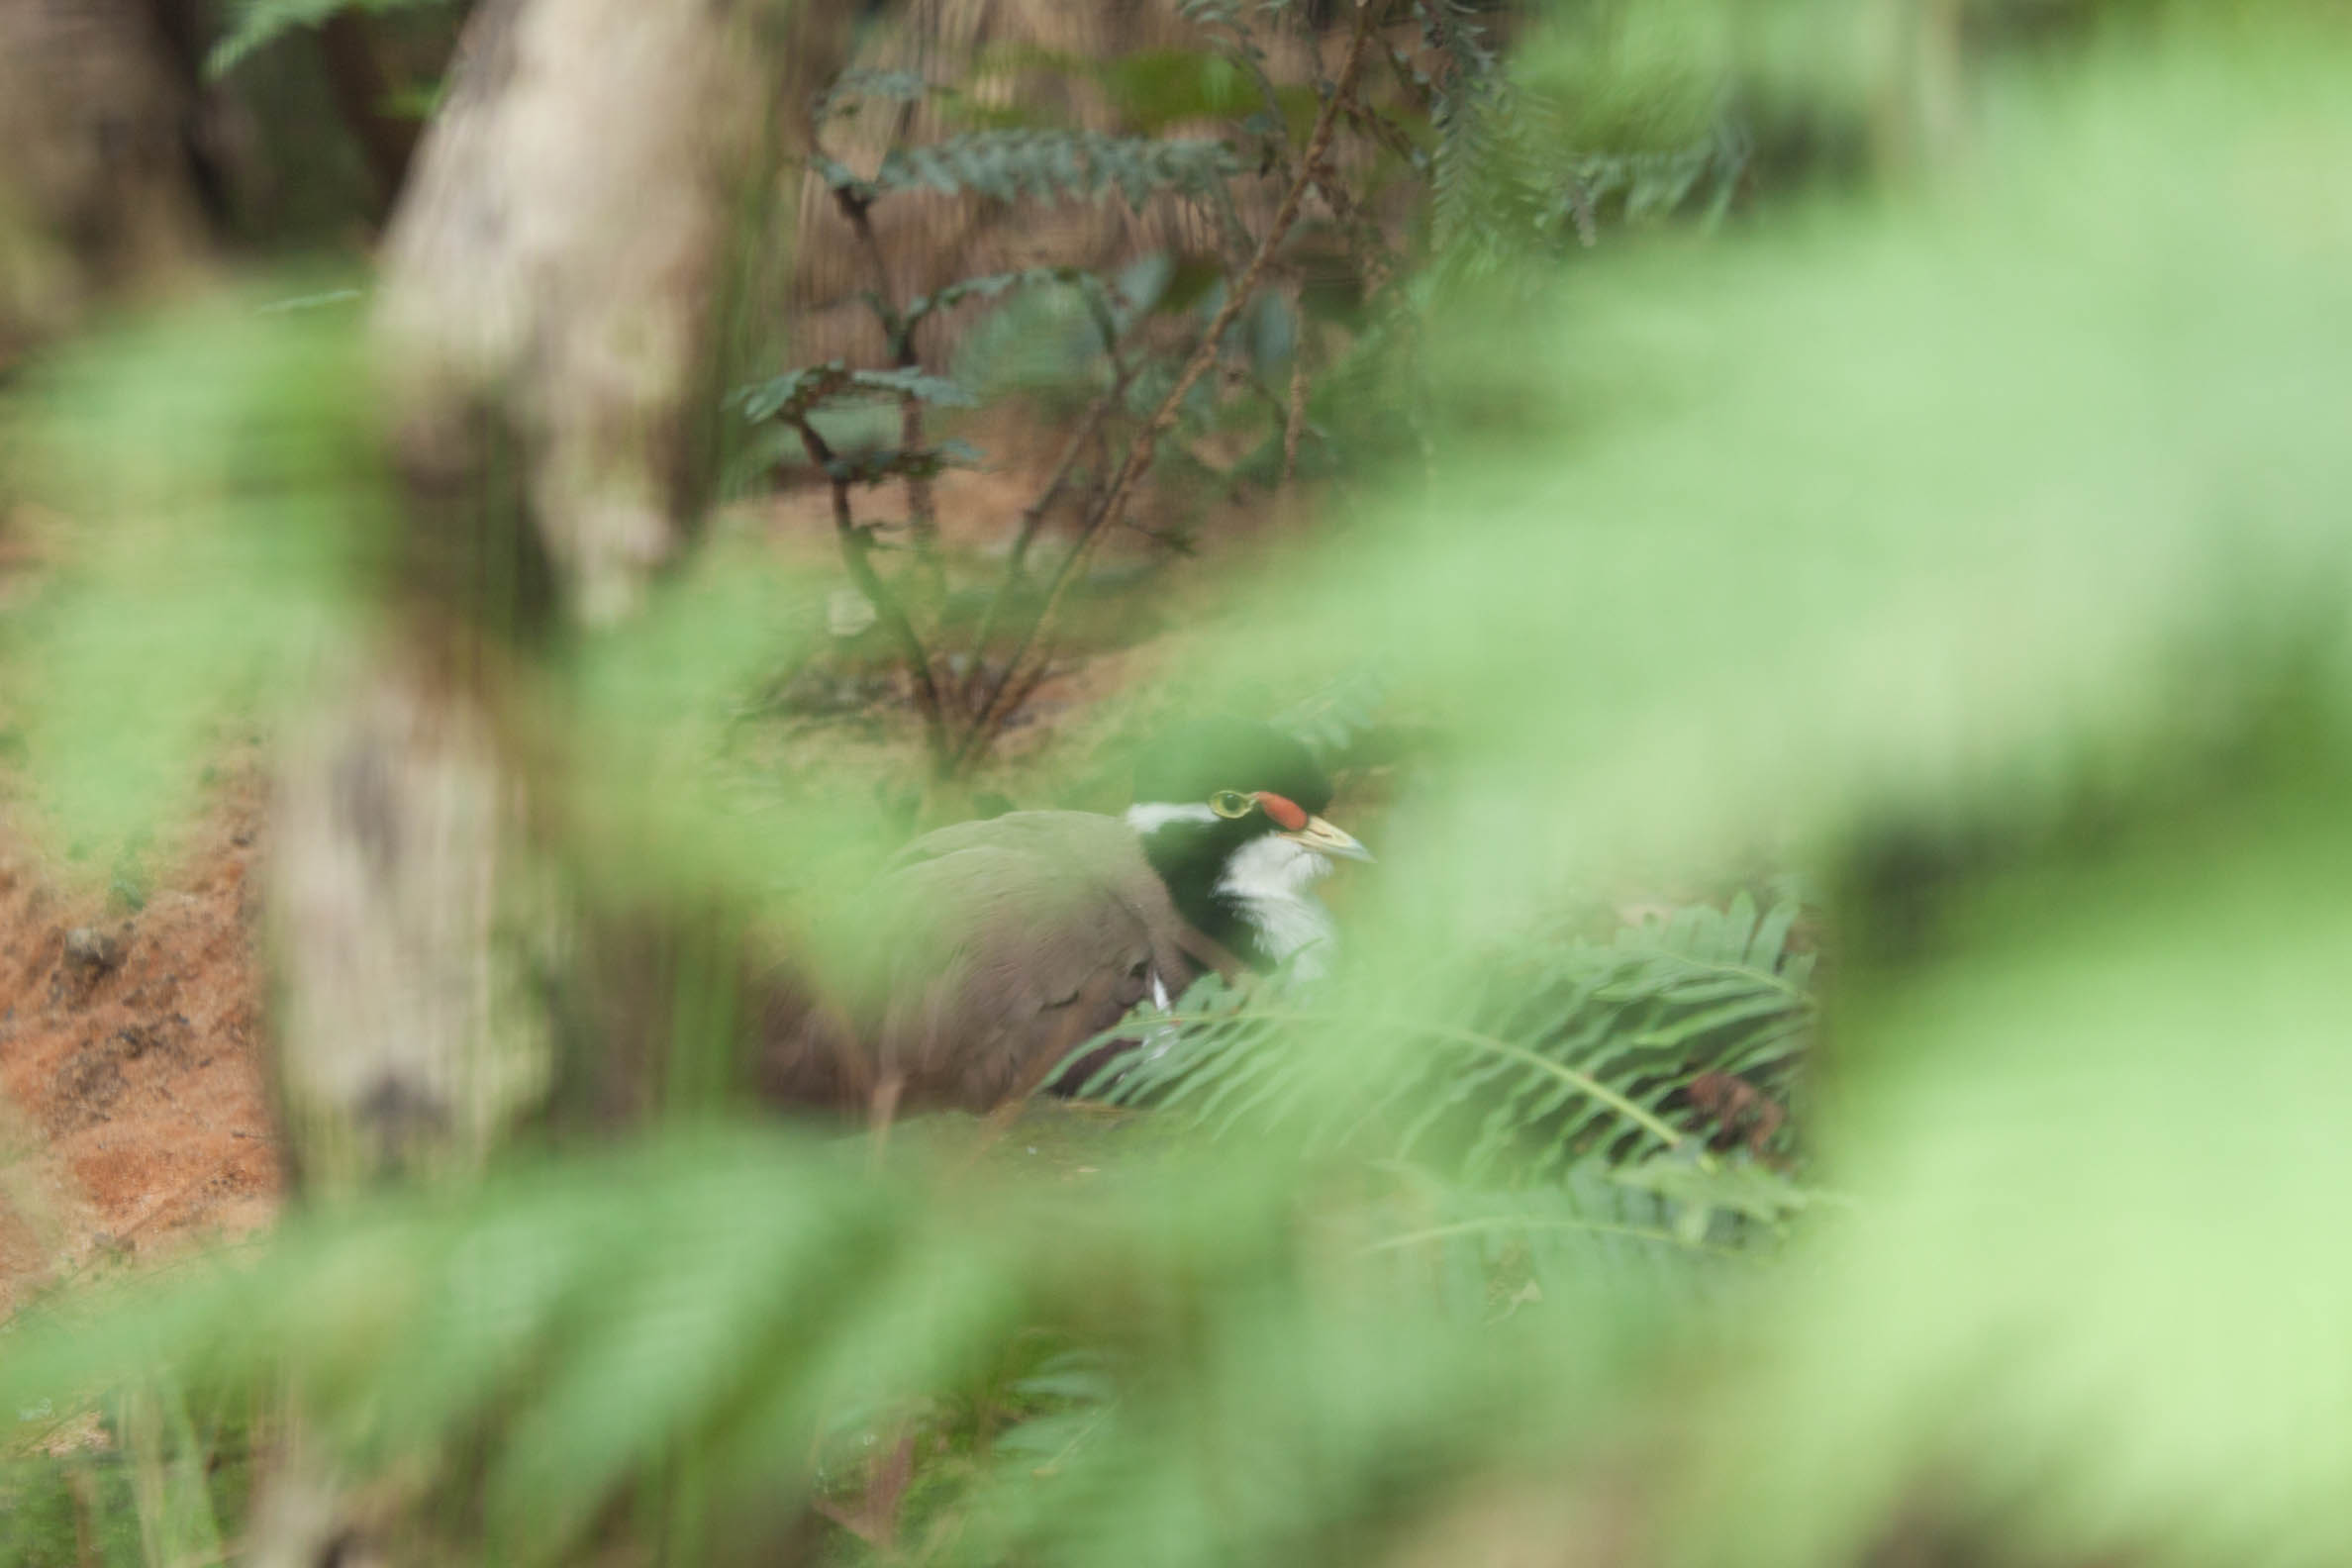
[737,0,1752,780]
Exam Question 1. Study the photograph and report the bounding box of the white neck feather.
[1126,802,1339,976]
[1215,833,1338,977]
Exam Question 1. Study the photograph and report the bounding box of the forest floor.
[0,760,281,1324]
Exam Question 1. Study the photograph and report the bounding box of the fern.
[1556,121,1751,244]
[1370,1158,1790,1303]
[206,0,450,77]
[818,131,1242,212]
[1412,0,1748,267]
[1418,0,1521,260]
[1075,892,1813,1183]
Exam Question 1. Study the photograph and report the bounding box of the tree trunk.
[0,0,218,363]
[267,0,845,1191]
[256,1,844,1558]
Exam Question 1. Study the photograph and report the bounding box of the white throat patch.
[1215,833,1338,977]
[1126,802,1341,976]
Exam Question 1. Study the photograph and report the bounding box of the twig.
[1341,96,1423,167]
[997,656,1055,735]
[1310,79,1403,305]
[958,376,1129,709]
[1240,365,1326,473]
[1383,35,1435,115]
[788,419,950,772]
[952,0,1382,773]
[1192,0,1298,271]
[1282,321,1311,487]
[1006,410,1100,581]
[831,185,945,601]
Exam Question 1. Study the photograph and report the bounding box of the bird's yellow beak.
[1282,815,1373,863]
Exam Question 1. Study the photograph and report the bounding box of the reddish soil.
[0,771,282,1316]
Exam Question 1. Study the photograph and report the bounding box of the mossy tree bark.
[268,0,846,1188]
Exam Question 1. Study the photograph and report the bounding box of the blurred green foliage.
[3,286,382,869]
[8,2,2352,1565]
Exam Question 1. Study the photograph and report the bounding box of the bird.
[757,719,1370,1121]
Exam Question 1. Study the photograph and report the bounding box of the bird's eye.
[1209,790,1254,819]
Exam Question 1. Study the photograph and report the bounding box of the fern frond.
[872,132,1242,211]
[1076,896,1813,1183]
[1556,122,1752,244]
[207,0,450,78]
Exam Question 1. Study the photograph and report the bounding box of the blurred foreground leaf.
[3,290,382,866]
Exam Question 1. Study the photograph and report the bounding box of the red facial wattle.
[1254,792,1309,832]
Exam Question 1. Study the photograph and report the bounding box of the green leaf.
[842,367,979,409]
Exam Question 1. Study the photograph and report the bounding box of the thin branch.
[952,0,1382,774]
[893,393,942,599]
[1122,515,1200,552]
[1311,97,1403,304]
[1007,404,1105,580]
[1341,96,1423,167]
[956,276,1135,709]
[957,380,1127,709]
[997,655,1055,735]
[1283,324,1311,487]
[833,188,902,343]
[832,184,945,600]
[1383,34,1436,115]
[789,418,950,772]
[1193,0,1298,269]
[1238,364,1325,469]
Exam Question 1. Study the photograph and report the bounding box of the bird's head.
[1126,719,1370,969]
